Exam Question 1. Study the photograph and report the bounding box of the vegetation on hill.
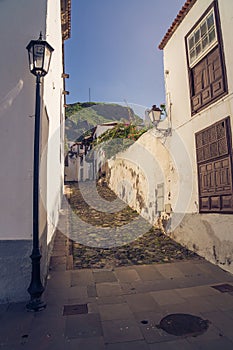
[92,123,148,160]
[65,102,143,142]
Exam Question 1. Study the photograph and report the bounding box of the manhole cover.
[211,283,233,293]
[157,313,210,337]
[63,304,88,316]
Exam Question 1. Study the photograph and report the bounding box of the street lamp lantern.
[148,105,162,125]
[26,32,54,77]
[26,33,54,312]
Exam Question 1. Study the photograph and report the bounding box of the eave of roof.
[61,0,71,41]
[158,0,197,50]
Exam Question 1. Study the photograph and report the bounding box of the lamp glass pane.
[34,44,45,69]
[28,46,34,72]
[149,110,161,122]
[43,45,52,73]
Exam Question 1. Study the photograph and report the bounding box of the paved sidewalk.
[1,231,233,349]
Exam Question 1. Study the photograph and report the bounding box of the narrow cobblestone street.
[67,182,199,269]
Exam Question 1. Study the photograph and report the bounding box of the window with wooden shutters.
[186,1,228,114]
[195,117,233,213]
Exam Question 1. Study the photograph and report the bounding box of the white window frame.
[187,8,218,68]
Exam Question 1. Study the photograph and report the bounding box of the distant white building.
[65,141,94,182]
[0,0,71,303]
[65,122,118,182]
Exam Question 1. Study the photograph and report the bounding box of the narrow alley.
[1,181,233,350]
[2,0,233,349]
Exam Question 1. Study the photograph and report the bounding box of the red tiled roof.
[158,0,197,50]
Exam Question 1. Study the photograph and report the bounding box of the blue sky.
[65,0,185,115]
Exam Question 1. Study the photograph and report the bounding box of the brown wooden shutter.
[207,47,225,99]
[196,117,233,213]
[190,46,227,114]
[191,60,205,112]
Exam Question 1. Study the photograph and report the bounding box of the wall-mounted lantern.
[148,105,162,126]
[148,104,171,137]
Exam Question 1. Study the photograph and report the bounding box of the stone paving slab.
[106,340,150,350]
[150,289,187,306]
[124,293,160,313]
[70,269,94,286]
[134,265,164,281]
[87,284,98,297]
[200,310,233,340]
[174,285,221,298]
[67,285,89,300]
[102,318,143,343]
[93,270,118,283]
[114,268,141,283]
[149,339,199,350]
[187,337,233,350]
[155,264,185,279]
[96,282,123,297]
[65,313,103,339]
[67,337,106,350]
[97,295,126,305]
[98,303,134,321]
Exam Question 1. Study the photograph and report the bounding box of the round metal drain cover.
[157,313,210,337]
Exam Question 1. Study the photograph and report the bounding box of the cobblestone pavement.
[67,182,199,269]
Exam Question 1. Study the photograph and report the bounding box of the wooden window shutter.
[196,117,233,213]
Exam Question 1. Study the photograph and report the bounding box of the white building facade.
[0,0,71,303]
[108,0,233,274]
[157,0,233,273]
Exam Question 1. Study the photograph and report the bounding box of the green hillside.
[65,102,143,142]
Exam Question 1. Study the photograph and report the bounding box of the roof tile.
[158,0,197,50]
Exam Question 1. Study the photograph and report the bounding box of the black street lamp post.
[26,33,54,311]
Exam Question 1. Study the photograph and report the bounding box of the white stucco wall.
[44,0,65,244]
[0,0,47,240]
[0,0,64,243]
